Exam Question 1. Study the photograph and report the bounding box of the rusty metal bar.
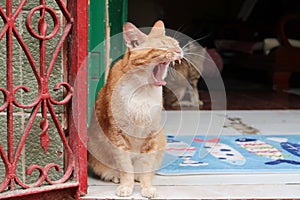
[6,0,15,191]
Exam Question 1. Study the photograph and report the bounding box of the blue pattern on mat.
[156,135,300,175]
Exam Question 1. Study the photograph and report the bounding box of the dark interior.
[128,0,300,93]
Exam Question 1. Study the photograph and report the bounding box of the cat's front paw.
[116,185,133,197]
[141,186,157,198]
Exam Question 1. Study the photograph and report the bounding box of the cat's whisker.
[181,34,210,50]
[167,65,177,81]
[184,52,214,63]
[171,68,177,80]
[184,52,206,57]
[184,52,208,60]
[182,56,202,74]
[172,24,185,39]
[184,50,208,58]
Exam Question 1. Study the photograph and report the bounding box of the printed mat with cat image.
[157,135,300,175]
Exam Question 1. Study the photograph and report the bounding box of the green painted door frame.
[88,0,127,124]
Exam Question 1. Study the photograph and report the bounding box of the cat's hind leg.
[88,153,120,183]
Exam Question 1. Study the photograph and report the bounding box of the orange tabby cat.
[88,21,183,198]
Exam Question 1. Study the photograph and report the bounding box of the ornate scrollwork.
[40,113,50,154]
[0,0,75,193]
[0,87,9,112]
[12,85,41,109]
[26,163,62,186]
[26,5,60,40]
[50,82,73,105]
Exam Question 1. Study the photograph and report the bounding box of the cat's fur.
[88,21,183,198]
[164,43,205,108]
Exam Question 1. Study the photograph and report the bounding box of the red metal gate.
[0,0,87,199]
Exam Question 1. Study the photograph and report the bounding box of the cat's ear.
[123,22,147,49]
[149,20,165,37]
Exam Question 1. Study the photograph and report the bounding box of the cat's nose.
[175,48,183,59]
[174,48,181,54]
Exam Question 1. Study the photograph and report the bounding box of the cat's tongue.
[153,63,167,86]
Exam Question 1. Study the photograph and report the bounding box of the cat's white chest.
[128,85,162,122]
[112,80,163,138]
[123,84,162,126]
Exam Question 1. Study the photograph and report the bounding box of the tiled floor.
[82,110,300,199]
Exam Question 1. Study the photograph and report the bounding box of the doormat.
[156,135,300,175]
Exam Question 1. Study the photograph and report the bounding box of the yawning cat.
[88,20,183,198]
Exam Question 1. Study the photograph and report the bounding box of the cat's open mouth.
[152,62,169,86]
[152,59,182,86]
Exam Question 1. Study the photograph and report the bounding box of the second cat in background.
[163,42,205,108]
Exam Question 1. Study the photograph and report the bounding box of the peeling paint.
[226,117,260,134]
